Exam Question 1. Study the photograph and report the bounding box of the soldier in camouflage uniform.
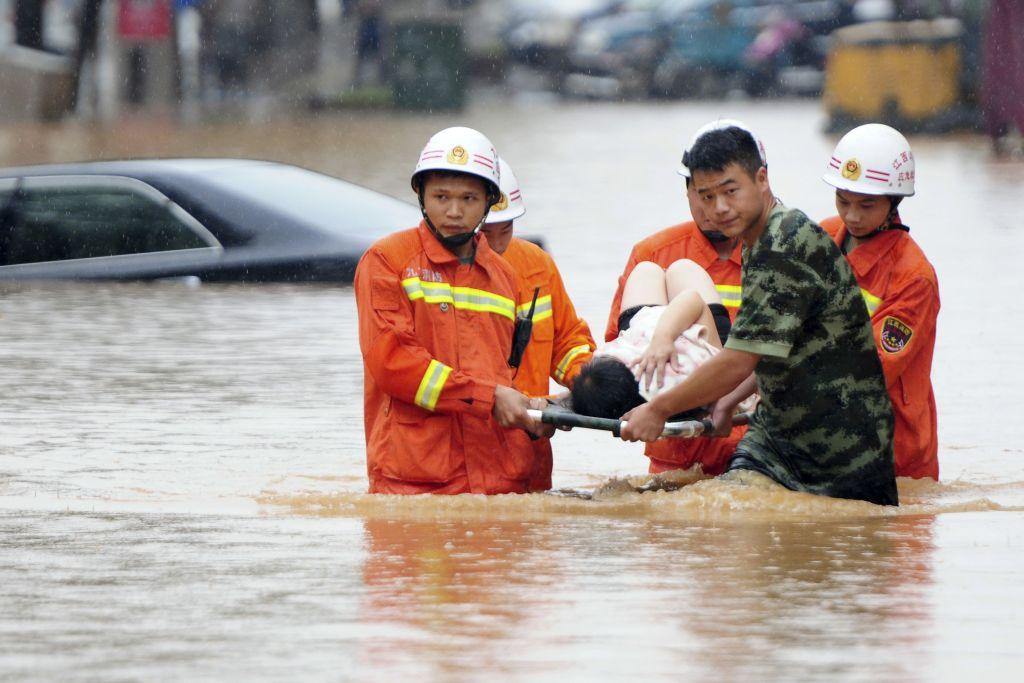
[620,126,897,506]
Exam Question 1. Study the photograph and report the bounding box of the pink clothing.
[596,306,718,402]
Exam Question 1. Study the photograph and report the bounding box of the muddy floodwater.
[2,100,1024,681]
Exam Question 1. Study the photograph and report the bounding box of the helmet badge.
[842,158,862,181]
[447,145,468,165]
[493,192,509,212]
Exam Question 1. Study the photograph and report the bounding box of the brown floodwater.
[2,99,1024,681]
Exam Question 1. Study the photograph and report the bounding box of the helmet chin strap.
[862,197,909,239]
[701,229,733,243]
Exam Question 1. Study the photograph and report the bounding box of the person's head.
[419,172,492,241]
[679,119,768,242]
[823,123,914,238]
[834,190,899,239]
[570,357,645,420]
[481,157,526,254]
[684,126,771,242]
[411,126,502,250]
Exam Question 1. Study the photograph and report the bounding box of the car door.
[0,175,223,280]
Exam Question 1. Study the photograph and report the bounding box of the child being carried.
[572,259,756,422]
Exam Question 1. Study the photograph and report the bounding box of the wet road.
[2,99,1024,681]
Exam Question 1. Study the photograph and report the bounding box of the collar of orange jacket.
[832,222,906,275]
[416,221,504,270]
[691,225,743,268]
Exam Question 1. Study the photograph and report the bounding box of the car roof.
[0,158,420,251]
[0,158,287,180]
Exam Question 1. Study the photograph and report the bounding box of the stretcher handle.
[526,408,751,439]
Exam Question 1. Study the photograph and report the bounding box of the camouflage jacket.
[725,205,897,506]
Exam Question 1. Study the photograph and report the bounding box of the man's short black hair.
[570,357,645,420]
[682,126,763,181]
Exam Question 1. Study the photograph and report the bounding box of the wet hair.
[682,127,763,181]
[570,357,645,420]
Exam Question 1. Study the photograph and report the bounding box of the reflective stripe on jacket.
[821,216,940,480]
[498,237,597,490]
[355,222,535,494]
[607,221,746,475]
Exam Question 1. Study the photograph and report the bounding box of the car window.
[199,165,420,239]
[0,179,216,266]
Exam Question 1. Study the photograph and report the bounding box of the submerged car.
[0,159,422,282]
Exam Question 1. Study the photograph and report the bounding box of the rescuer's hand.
[528,397,557,438]
[493,385,533,429]
[619,401,670,443]
[709,399,736,437]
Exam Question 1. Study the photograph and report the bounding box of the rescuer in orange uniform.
[480,158,597,491]
[605,120,770,475]
[355,126,550,495]
[820,124,940,480]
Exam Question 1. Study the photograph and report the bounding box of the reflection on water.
[3,100,1024,679]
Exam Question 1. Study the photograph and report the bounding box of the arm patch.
[881,316,913,353]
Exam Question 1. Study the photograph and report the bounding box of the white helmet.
[823,123,915,197]
[485,158,526,224]
[411,126,502,205]
[678,118,768,178]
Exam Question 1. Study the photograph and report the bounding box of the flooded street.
[3,99,1024,680]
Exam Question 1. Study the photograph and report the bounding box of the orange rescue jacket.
[606,221,746,475]
[355,222,536,494]
[821,216,940,480]
[497,237,597,490]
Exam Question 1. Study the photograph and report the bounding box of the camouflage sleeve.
[725,246,819,359]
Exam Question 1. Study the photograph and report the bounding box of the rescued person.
[820,124,939,480]
[619,126,898,507]
[480,158,597,491]
[572,259,755,423]
[355,127,550,495]
[603,119,770,475]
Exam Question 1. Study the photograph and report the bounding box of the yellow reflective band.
[860,288,882,316]
[715,284,742,308]
[414,359,453,411]
[555,344,590,383]
[452,286,515,319]
[401,277,515,320]
[517,295,553,322]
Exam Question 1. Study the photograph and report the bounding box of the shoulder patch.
[880,316,913,353]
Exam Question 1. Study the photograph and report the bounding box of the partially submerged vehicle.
[0,159,421,282]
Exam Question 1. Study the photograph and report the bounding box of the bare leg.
[665,259,721,305]
[621,261,668,310]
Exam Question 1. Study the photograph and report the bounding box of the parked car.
[0,159,422,282]
[565,0,854,99]
[504,0,623,70]
[565,0,677,98]
[654,0,856,97]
